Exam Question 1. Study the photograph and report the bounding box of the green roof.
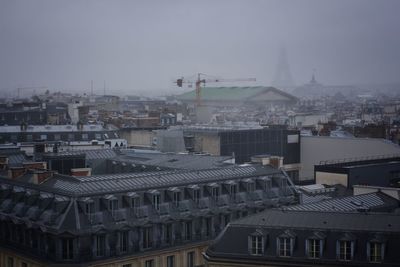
[176,86,297,102]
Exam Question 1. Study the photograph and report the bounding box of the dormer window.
[193,189,199,204]
[168,187,181,207]
[337,233,356,261]
[306,232,325,259]
[242,179,255,192]
[126,192,140,210]
[207,183,220,202]
[173,191,181,207]
[109,199,118,212]
[212,187,220,202]
[104,195,118,215]
[368,242,384,263]
[248,229,265,256]
[367,235,386,263]
[277,230,296,257]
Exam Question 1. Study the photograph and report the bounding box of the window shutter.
[336,240,339,259]
[319,239,324,258]
[366,242,370,261]
[381,243,385,261]
[351,241,355,260]
[248,236,252,254]
[290,238,294,256]
[305,239,309,257]
[276,238,280,256]
[262,235,266,255]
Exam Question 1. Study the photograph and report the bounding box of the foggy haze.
[1,0,400,96]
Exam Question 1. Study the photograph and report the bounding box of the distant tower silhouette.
[271,46,295,90]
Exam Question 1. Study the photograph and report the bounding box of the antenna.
[103,80,106,96]
[91,80,94,96]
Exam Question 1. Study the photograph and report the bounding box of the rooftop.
[177,86,297,102]
[230,208,400,232]
[0,124,117,133]
[114,150,233,170]
[0,165,281,197]
[289,192,399,212]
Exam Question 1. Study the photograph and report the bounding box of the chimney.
[0,156,9,170]
[71,167,92,177]
[77,121,84,131]
[269,156,283,169]
[33,170,54,184]
[8,167,26,179]
[23,162,47,170]
[20,122,28,131]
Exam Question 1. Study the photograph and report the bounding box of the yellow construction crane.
[176,73,256,106]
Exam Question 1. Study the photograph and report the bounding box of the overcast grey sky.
[1,0,399,96]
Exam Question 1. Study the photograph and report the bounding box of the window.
[173,191,181,207]
[164,224,172,244]
[54,134,61,141]
[132,197,140,213]
[109,199,118,212]
[193,189,199,204]
[187,251,195,267]
[62,238,74,260]
[40,134,47,140]
[278,237,292,257]
[247,182,255,192]
[21,263,28,267]
[250,235,264,255]
[307,239,321,259]
[145,259,154,267]
[82,133,89,140]
[26,134,33,142]
[229,184,238,199]
[212,187,219,202]
[96,235,106,257]
[205,217,212,237]
[85,201,94,213]
[167,255,175,267]
[119,231,129,253]
[369,242,384,263]
[68,133,74,141]
[7,257,14,267]
[143,227,153,249]
[224,214,230,225]
[95,133,102,140]
[122,264,132,267]
[184,221,192,240]
[338,240,353,261]
[153,194,160,211]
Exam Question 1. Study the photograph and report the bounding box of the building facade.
[0,165,297,266]
[204,209,400,266]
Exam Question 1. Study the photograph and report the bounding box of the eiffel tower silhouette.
[271,46,295,90]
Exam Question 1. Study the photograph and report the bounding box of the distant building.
[177,86,298,109]
[204,208,400,266]
[0,124,126,155]
[183,125,301,181]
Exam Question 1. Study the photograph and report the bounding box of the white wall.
[300,136,400,181]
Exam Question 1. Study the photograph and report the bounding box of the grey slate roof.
[230,209,400,233]
[2,165,281,197]
[52,148,119,160]
[290,192,398,212]
[114,151,233,170]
